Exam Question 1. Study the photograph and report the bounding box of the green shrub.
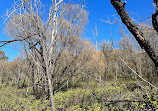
[0,81,157,111]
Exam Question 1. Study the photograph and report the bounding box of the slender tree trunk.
[111,0,158,73]
[31,63,35,92]
[16,77,20,89]
[0,75,2,88]
[44,0,63,110]
[45,59,55,111]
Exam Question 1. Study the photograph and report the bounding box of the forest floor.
[0,80,158,111]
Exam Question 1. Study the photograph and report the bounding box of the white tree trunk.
[46,0,63,110]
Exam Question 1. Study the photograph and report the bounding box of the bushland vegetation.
[0,0,158,110]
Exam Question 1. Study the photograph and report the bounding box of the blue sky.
[0,0,155,61]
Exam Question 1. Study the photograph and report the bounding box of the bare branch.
[0,34,36,47]
[120,58,158,90]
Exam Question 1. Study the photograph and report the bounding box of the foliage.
[0,81,157,110]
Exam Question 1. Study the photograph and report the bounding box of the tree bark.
[46,60,55,111]
[111,0,158,72]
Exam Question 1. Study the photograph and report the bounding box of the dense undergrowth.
[0,80,158,111]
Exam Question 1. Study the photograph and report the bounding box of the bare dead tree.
[3,0,88,110]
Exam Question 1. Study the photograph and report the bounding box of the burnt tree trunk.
[111,0,158,73]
